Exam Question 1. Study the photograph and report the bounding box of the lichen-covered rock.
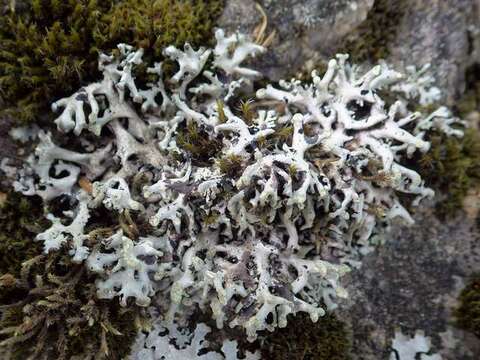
[219,0,480,103]
[340,206,480,359]
[218,0,375,80]
[7,28,464,345]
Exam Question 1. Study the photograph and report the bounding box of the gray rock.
[339,205,480,359]
[218,0,375,80]
[219,0,480,104]
[385,0,480,105]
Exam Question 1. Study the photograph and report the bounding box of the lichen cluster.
[0,0,223,123]
[5,27,464,351]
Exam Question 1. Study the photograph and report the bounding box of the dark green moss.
[0,0,224,124]
[409,64,480,217]
[0,0,115,123]
[340,0,408,63]
[456,63,480,117]
[217,154,244,178]
[0,251,144,360]
[412,128,480,217]
[454,276,480,338]
[258,313,351,360]
[96,0,224,59]
[0,191,46,276]
[176,121,223,166]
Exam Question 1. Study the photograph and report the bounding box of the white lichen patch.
[129,314,260,360]
[12,29,463,342]
[390,329,442,360]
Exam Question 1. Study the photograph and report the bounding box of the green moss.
[176,121,223,166]
[456,64,480,117]
[0,0,114,123]
[413,128,480,217]
[258,313,351,360]
[340,0,408,63]
[96,0,224,59]
[217,154,244,178]
[0,191,46,276]
[408,64,480,217]
[454,276,480,338]
[0,251,144,359]
[0,0,224,124]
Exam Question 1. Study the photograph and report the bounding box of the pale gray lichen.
[10,29,463,343]
[129,312,260,360]
[389,329,442,360]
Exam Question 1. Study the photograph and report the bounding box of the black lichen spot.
[347,100,372,120]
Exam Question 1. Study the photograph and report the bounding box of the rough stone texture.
[218,0,375,80]
[219,0,480,104]
[338,204,480,359]
[385,0,479,105]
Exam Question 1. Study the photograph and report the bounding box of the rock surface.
[219,0,480,104]
[339,204,480,359]
[218,0,375,80]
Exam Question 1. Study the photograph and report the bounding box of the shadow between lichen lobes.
[0,0,224,124]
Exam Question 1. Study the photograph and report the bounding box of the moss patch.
[456,63,480,117]
[0,0,114,123]
[339,0,408,63]
[414,128,480,217]
[257,313,351,360]
[0,0,224,124]
[0,251,144,360]
[176,121,223,166]
[0,191,46,275]
[454,276,480,338]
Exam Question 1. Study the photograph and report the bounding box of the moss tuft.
[0,0,114,123]
[340,0,408,63]
[0,250,144,360]
[217,154,244,178]
[0,191,46,276]
[413,128,480,217]
[456,63,480,117]
[96,0,224,59]
[454,276,480,338]
[258,313,351,360]
[0,0,224,124]
[176,121,223,166]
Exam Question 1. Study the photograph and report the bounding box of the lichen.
[0,0,224,123]
[6,28,465,346]
[454,276,480,338]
